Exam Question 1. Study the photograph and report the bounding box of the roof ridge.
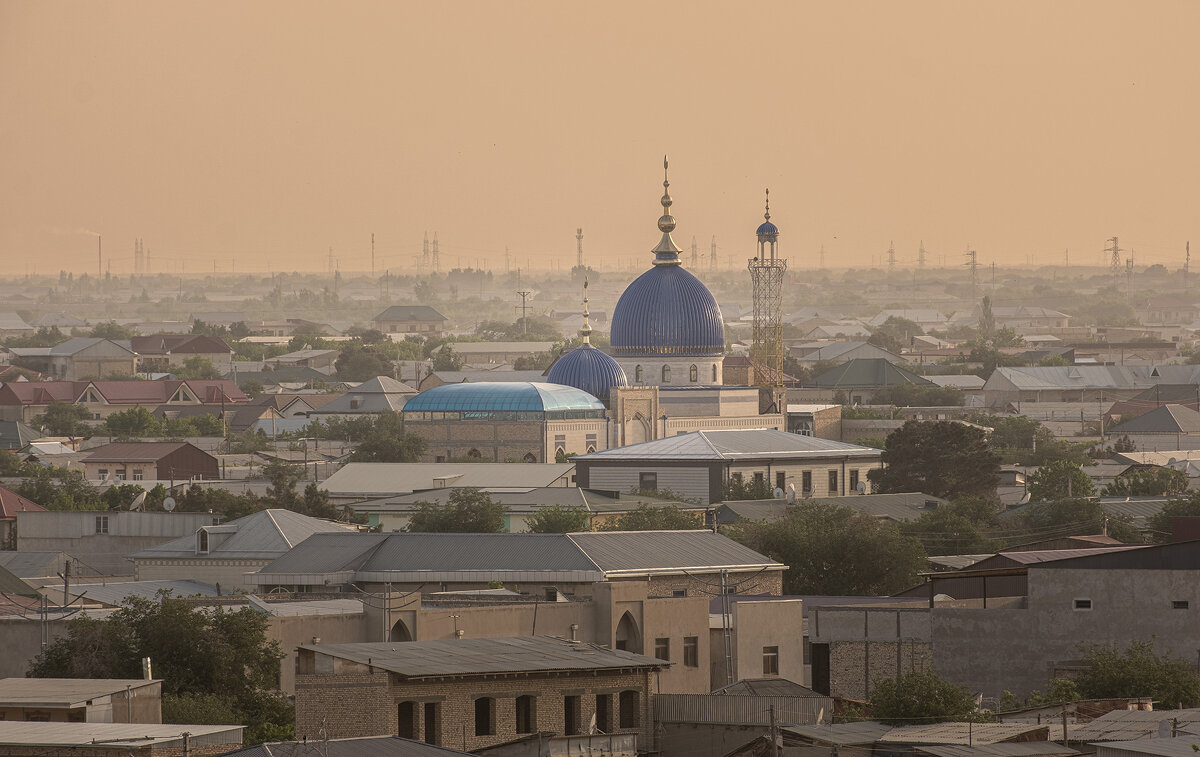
[563,533,605,573]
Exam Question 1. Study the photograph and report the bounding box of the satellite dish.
[129,491,147,511]
[856,481,867,494]
[773,487,784,500]
[163,497,176,512]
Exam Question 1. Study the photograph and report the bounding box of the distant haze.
[2,1,1197,275]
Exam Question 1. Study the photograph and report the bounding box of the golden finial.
[764,188,771,221]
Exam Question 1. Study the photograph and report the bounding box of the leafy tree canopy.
[1102,468,1188,498]
[1146,491,1200,543]
[525,504,590,533]
[730,502,926,595]
[1014,497,1141,544]
[1028,460,1095,501]
[88,321,137,340]
[869,421,1000,501]
[173,355,222,380]
[867,316,924,354]
[346,412,427,463]
[335,344,395,382]
[35,402,93,438]
[1074,640,1200,707]
[870,670,978,725]
[598,504,703,531]
[430,343,464,371]
[408,488,507,533]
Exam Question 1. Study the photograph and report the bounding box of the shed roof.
[0,678,159,707]
[132,509,350,560]
[219,736,473,757]
[299,636,665,678]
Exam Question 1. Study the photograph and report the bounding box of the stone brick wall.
[642,570,783,597]
[296,668,655,751]
[829,639,932,700]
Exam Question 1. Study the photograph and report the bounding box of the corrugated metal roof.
[0,551,66,578]
[1094,738,1200,757]
[352,487,685,514]
[568,530,782,574]
[0,678,158,706]
[579,429,879,461]
[82,441,194,463]
[918,743,1078,757]
[783,721,892,745]
[221,736,473,757]
[1069,709,1200,742]
[131,509,351,560]
[878,722,1048,745]
[40,579,217,606]
[302,636,664,678]
[319,463,575,498]
[1110,405,1200,434]
[0,722,242,747]
[711,678,820,697]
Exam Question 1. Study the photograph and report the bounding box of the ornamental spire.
[652,154,683,265]
[764,187,771,221]
[579,277,592,344]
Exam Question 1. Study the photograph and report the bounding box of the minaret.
[576,228,584,269]
[652,156,683,266]
[748,188,786,387]
[580,277,593,345]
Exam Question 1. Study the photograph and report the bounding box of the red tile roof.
[0,486,47,519]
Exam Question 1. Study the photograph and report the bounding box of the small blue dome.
[403,382,605,414]
[610,265,725,357]
[756,220,779,236]
[547,343,628,401]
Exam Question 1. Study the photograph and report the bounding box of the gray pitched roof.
[352,487,686,515]
[319,463,575,499]
[374,305,447,323]
[131,509,350,560]
[716,492,949,523]
[578,429,880,461]
[1108,404,1200,434]
[299,636,665,678]
[310,376,416,414]
[251,530,782,584]
[41,579,218,606]
[0,679,160,706]
[0,551,67,578]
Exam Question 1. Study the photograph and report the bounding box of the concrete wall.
[809,606,933,700]
[586,466,713,503]
[18,512,217,576]
[732,599,805,685]
[133,558,272,594]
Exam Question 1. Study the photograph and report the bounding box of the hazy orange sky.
[2,1,1198,276]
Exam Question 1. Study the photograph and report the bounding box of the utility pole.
[97,235,102,278]
[422,232,430,268]
[691,235,698,268]
[1186,241,1191,289]
[964,247,978,297]
[515,286,531,334]
[710,236,718,271]
[504,246,511,274]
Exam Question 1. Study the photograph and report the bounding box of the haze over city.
[3,1,1198,275]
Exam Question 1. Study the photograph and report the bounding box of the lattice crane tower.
[748,189,787,386]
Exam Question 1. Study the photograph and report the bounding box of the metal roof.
[319,463,575,498]
[878,722,1049,745]
[1069,708,1200,742]
[783,722,893,745]
[373,305,448,323]
[0,722,242,748]
[711,678,820,697]
[610,263,725,357]
[1109,405,1200,434]
[567,530,783,574]
[0,550,66,578]
[299,636,665,678]
[916,744,1078,757]
[131,509,351,560]
[82,441,196,463]
[0,678,159,707]
[403,382,604,413]
[41,579,218,606]
[579,429,880,461]
[352,486,686,515]
[1092,738,1200,757]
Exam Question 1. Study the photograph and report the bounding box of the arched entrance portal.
[390,618,413,642]
[615,611,641,654]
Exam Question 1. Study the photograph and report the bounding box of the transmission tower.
[432,233,440,273]
[422,232,430,268]
[918,240,926,268]
[576,228,584,269]
[748,189,787,387]
[964,247,978,297]
[710,236,718,270]
[887,240,896,272]
[1106,236,1123,275]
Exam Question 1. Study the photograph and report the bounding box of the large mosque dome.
[547,342,629,400]
[609,157,724,359]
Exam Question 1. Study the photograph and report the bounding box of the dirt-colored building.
[82,441,219,482]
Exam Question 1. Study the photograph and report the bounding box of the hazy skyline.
[3,1,1198,276]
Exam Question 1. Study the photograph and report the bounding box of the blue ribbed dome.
[756,220,779,236]
[547,343,628,400]
[610,265,725,357]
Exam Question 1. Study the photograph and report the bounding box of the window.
[1174,600,1190,610]
[776,472,786,491]
[1074,599,1092,611]
[595,694,612,732]
[115,469,126,481]
[662,365,671,383]
[97,468,109,481]
[654,637,670,661]
[802,471,812,494]
[349,398,360,410]
[635,365,643,383]
[515,695,536,734]
[763,645,780,675]
[639,472,657,491]
[683,636,699,667]
[95,516,109,534]
[754,472,765,486]
[474,697,495,737]
[849,469,860,492]
[563,695,582,735]
[197,530,209,553]
[132,469,144,481]
[731,472,743,484]
[689,364,698,382]
[619,690,638,729]
[828,470,839,494]
[712,364,718,382]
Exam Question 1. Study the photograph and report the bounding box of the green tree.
[723,475,774,501]
[88,321,136,340]
[599,504,703,531]
[979,296,995,336]
[870,670,977,724]
[868,316,924,354]
[1102,468,1188,498]
[1028,460,1095,501]
[335,344,395,381]
[1145,491,1200,543]
[1074,640,1200,707]
[869,421,1001,501]
[901,504,997,556]
[262,461,302,508]
[1014,498,1141,544]
[34,402,93,438]
[103,406,163,437]
[28,593,291,744]
[242,379,264,398]
[174,355,222,379]
[408,488,507,533]
[525,504,590,533]
[871,383,964,407]
[347,412,427,462]
[430,343,464,371]
[16,466,102,510]
[730,502,926,595]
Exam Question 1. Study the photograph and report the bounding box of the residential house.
[17,511,220,575]
[372,305,449,336]
[1105,404,1200,451]
[308,375,416,415]
[1135,296,1200,325]
[576,429,882,504]
[0,378,248,423]
[82,442,219,482]
[0,420,42,450]
[789,341,907,365]
[0,312,34,339]
[130,334,234,374]
[992,306,1071,330]
[131,508,352,592]
[0,486,45,549]
[261,348,340,374]
[294,636,665,748]
[0,678,161,723]
[9,338,137,381]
